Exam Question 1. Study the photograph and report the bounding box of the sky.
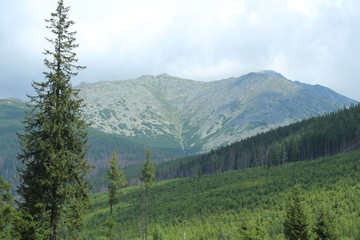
[1,0,360,101]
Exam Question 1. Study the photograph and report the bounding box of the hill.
[150,104,360,182]
[77,71,357,154]
[0,99,27,186]
[0,99,179,191]
[83,149,360,239]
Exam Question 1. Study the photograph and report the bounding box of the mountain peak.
[158,73,171,77]
[262,70,287,79]
[77,71,356,154]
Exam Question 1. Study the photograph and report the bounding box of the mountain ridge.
[76,71,357,154]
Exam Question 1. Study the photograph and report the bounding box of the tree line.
[154,104,360,181]
[81,149,359,239]
[1,0,358,239]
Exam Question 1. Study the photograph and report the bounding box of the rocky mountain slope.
[0,99,178,190]
[77,71,357,154]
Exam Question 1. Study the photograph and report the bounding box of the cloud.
[1,0,360,101]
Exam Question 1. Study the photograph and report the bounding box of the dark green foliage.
[283,185,310,240]
[105,216,116,240]
[106,152,127,239]
[17,1,90,239]
[152,227,163,240]
[0,176,15,239]
[140,150,155,191]
[11,211,45,240]
[106,152,127,216]
[154,104,360,181]
[313,210,338,240]
[0,177,43,240]
[238,217,268,240]
[140,150,155,240]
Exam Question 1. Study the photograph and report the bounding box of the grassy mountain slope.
[83,149,360,239]
[77,71,356,154]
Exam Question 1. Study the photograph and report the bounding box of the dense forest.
[149,104,360,181]
[83,149,360,239]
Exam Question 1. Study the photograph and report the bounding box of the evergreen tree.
[11,212,44,240]
[140,150,155,240]
[107,152,127,216]
[283,185,310,240]
[0,176,15,239]
[17,1,90,239]
[152,227,163,240]
[106,152,127,238]
[238,216,268,240]
[313,210,338,240]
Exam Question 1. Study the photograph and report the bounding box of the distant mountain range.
[0,99,177,190]
[0,70,357,189]
[77,70,357,154]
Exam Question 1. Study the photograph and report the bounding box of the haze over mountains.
[77,70,357,154]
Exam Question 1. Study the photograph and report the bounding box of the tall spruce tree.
[107,152,127,216]
[283,185,310,240]
[106,152,127,239]
[17,1,90,239]
[140,150,155,240]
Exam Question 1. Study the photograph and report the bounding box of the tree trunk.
[145,187,148,240]
[50,205,57,240]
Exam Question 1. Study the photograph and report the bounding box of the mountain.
[1,71,357,189]
[152,104,360,182]
[264,70,357,106]
[0,99,26,186]
[0,99,179,191]
[77,71,357,154]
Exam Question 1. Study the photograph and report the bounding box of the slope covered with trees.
[153,104,360,181]
[83,149,360,239]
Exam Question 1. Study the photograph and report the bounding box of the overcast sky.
[1,0,359,100]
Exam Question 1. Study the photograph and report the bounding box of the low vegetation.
[83,149,360,239]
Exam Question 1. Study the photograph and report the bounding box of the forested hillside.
[86,128,179,191]
[0,99,179,191]
[151,104,360,181]
[83,149,360,239]
[0,99,26,184]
